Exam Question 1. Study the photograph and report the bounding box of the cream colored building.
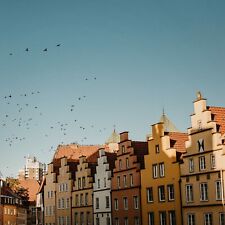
[180,93,225,225]
[93,149,116,225]
[141,116,187,225]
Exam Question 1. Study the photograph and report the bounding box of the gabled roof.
[208,106,225,135]
[53,144,103,161]
[168,132,188,153]
[160,113,179,132]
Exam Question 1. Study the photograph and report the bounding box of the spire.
[105,128,120,144]
[160,112,179,132]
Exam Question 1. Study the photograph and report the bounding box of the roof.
[160,113,179,132]
[208,106,225,135]
[168,132,188,153]
[105,129,120,144]
[53,144,103,161]
[19,179,40,202]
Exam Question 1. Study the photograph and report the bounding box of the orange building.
[141,115,187,225]
[111,131,148,225]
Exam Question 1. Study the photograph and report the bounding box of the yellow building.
[72,153,99,225]
[180,93,225,225]
[141,115,187,225]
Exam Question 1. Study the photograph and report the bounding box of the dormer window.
[155,145,160,154]
[198,139,204,152]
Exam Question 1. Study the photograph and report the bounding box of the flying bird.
[56,44,61,47]
[25,48,29,52]
[43,48,48,52]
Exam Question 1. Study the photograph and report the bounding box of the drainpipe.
[178,178,184,225]
[220,170,225,211]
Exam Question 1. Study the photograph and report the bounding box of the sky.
[0,0,225,178]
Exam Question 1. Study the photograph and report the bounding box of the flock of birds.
[8,44,61,55]
[0,75,109,154]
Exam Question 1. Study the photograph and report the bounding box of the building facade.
[93,149,116,225]
[180,93,225,225]
[141,119,187,225]
[111,132,148,225]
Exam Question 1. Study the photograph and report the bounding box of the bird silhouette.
[43,48,48,52]
[25,48,29,52]
[9,53,13,56]
[56,44,61,47]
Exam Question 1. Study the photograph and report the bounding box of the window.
[58,199,61,209]
[65,216,69,225]
[74,213,78,225]
[104,177,107,187]
[199,156,206,171]
[159,211,166,225]
[126,158,129,168]
[169,211,176,225]
[122,145,125,153]
[204,213,212,225]
[130,174,134,187]
[85,193,88,206]
[189,158,194,173]
[115,218,119,225]
[134,217,140,225]
[211,154,216,169]
[200,183,208,201]
[220,213,225,225]
[168,184,175,201]
[80,212,84,225]
[82,177,85,188]
[155,144,160,153]
[96,218,100,225]
[216,180,222,200]
[187,214,195,225]
[158,186,165,202]
[153,164,158,178]
[114,199,118,210]
[78,178,81,189]
[147,187,153,202]
[159,163,165,177]
[106,196,110,208]
[198,139,204,152]
[106,217,110,225]
[75,194,79,206]
[133,196,139,209]
[86,212,90,225]
[66,198,69,208]
[186,184,193,202]
[97,179,100,188]
[80,194,83,206]
[148,212,154,225]
[123,175,127,187]
[124,217,129,225]
[119,159,122,170]
[96,198,99,209]
[123,197,128,210]
[117,176,120,189]
[61,198,65,208]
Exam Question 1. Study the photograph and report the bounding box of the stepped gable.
[53,144,103,161]
[207,106,225,135]
[168,132,188,153]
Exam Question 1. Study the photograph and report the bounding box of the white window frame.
[220,213,225,225]
[199,156,206,171]
[186,184,193,202]
[216,180,222,200]
[169,211,176,225]
[187,214,195,225]
[153,164,158,178]
[147,187,153,203]
[148,212,154,225]
[123,197,128,210]
[159,211,166,225]
[204,213,212,225]
[159,163,165,177]
[123,175,127,187]
[114,199,119,210]
[189,158,194,173]
[200,183,208,201]
[133,196,139,209]
[158,185,165,202]
[130,174,134,187]
[210,154,216,169]
[168,184,175,201]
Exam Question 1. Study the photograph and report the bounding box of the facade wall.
[111,132,147,225]
[72,156,96,225]
[44,163,57,225]
[180,97,225,225]
[93,149,114,225]
[141,123,183,225]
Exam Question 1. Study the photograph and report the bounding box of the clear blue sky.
[0,0,225,177]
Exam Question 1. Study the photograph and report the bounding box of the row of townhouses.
[36,92,225,225]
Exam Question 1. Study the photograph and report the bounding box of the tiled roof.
[208,106,225,135]
[19,179,40,202]
[53,144,104,161]
[168,132,188,153]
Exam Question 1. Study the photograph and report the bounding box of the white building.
[93,149,116,225]
[18,155,46,181]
